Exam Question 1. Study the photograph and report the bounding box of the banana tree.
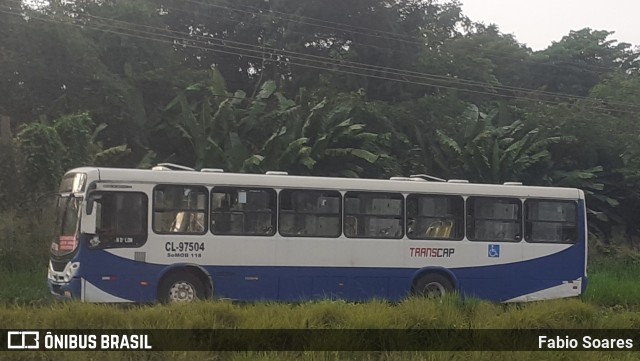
[162,70,253,170]
[549,166,623,240]
[253,92,396,177]
[426,104,575,184]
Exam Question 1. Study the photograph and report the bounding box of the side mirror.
[86,193,102,215]
[81,194,101,234]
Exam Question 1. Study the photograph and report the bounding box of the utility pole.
[0,113,11,145]
[0,112,17,209]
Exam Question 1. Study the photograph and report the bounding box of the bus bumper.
[48,277,135,302]
[48,277,82,300]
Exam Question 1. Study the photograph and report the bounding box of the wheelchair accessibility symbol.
[488,244,500,258]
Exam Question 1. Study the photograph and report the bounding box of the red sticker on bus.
[59,236,76,251]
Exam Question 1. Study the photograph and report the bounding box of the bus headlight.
[63,262,80,282]
[47,261,54,281]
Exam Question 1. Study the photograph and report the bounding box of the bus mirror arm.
[86,194,102,215]
[81,194,100,235]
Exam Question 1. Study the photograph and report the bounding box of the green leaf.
[350,149,379,163]
[275,92,296,110]
[326,101,354,123]
[91,123,108,141]
[301,98,327,138]
[256,80,277,99]
[226,132,250,171]
[241,155,265,172]
[163,92,186,112]
[324,148,379,164]
[278,138,311,168]
[208,69,228,97]
[491,139,500,183]
[340,169,360,178]
[94,145,130,166]
[436,130,463,156]
[231,90,246,105]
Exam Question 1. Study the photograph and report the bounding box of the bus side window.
[406,194,463,240]
[153,185,208,234]
[212,195,232,233]
[344,192,403,239]
[467,197,522,242]
[525,200,577,243]
[211,187,276,236]
[279,189,341,238]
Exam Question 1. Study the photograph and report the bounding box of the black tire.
[158,272,206,303]
[413,273,454,298]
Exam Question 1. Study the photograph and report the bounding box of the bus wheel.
[414,273,454,298]
[159,272,205,303]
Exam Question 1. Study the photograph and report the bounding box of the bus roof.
[67,167,583,199]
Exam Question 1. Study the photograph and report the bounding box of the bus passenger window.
[211,187,276,236]
[406,194,463,240]
[344,192,403,239]
[467,197,522,242]
[525,200,577,243]
[279,189,341,237]
[153,185,208,234]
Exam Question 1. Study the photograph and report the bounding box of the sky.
[460,0,640,51]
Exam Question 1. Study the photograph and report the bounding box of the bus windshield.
[51,195,82,256]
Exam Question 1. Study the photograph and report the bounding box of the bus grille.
[51,260,68,272]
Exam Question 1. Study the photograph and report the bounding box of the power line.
[15,0,632,86]
[155,0,622,78]
[1,6,638,116]
[3,4,636,114]
[202,0,422,42]
[181,0,632,74]
[23,0,634,76]
[163,4,424,61]
[65,6,640,111]
[181,0,421,47]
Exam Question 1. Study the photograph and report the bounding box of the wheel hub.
[423,282,446,298]
[168,281,196,302]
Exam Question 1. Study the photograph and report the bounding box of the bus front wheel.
[158,272,206,303]
[414,273,454,298]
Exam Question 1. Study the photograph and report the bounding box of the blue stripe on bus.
[56,241,585,303]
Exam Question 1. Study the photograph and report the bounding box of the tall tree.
[531,28,638,96]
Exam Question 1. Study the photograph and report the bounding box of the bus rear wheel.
[414,273,454,298]
[159,272,206,303]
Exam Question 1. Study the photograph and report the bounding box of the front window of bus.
[52,196,82,255]
[51,173,86,256]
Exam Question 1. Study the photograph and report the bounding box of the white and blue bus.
[48,165,587,303]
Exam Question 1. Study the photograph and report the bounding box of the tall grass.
[0,208,52,305]
[0,208,53,273]
[0,297,638,330]
[1,299,640,361]
[583,239,640,306]
[0,270,49,305]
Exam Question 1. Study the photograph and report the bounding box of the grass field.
[2,234,640,360]
[0,297,639,360]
